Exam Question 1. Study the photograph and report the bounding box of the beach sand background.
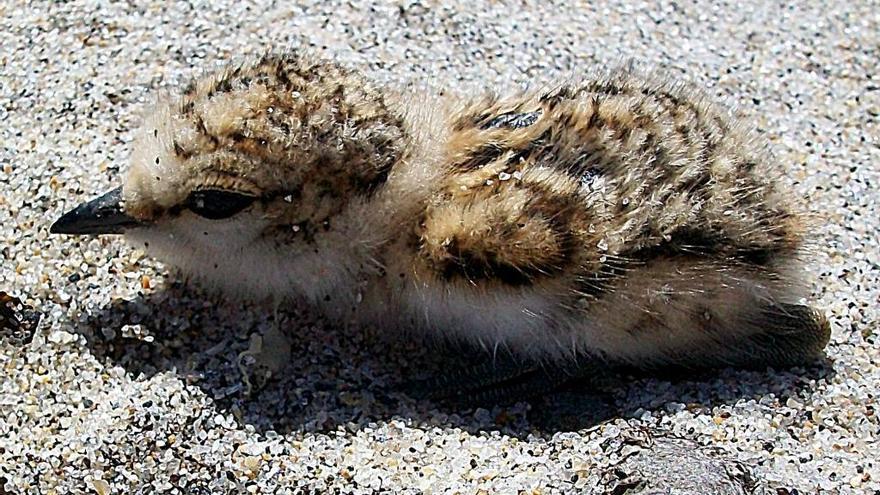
[1,1,878,493]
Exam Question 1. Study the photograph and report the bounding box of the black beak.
[50,186,142,235]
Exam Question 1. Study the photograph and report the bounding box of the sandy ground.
[1,1,878,493]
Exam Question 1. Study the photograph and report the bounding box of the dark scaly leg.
[404,356,536,401]
[403,355,609,406]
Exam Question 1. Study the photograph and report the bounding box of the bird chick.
[52,52,830,392]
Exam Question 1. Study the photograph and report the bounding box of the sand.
[1,1,878,493]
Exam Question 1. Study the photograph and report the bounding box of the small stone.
[243,455,262,474]
[0,292,41,346]
[92,479,110,495]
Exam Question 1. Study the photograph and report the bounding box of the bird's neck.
[291,91,451,312]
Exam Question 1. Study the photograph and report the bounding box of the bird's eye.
[185,189,256,220]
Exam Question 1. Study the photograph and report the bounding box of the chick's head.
[53,53,408,296]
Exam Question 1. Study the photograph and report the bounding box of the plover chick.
[52,52,830,400]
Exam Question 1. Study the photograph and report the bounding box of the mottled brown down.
[113,52,828,368]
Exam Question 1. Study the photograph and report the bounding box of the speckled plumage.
[59,52,830,370]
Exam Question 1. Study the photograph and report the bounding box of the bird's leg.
[403,355,606,405]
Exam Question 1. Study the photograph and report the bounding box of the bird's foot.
[403,356,602,406]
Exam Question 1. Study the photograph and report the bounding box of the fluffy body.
[120,52,829,368]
